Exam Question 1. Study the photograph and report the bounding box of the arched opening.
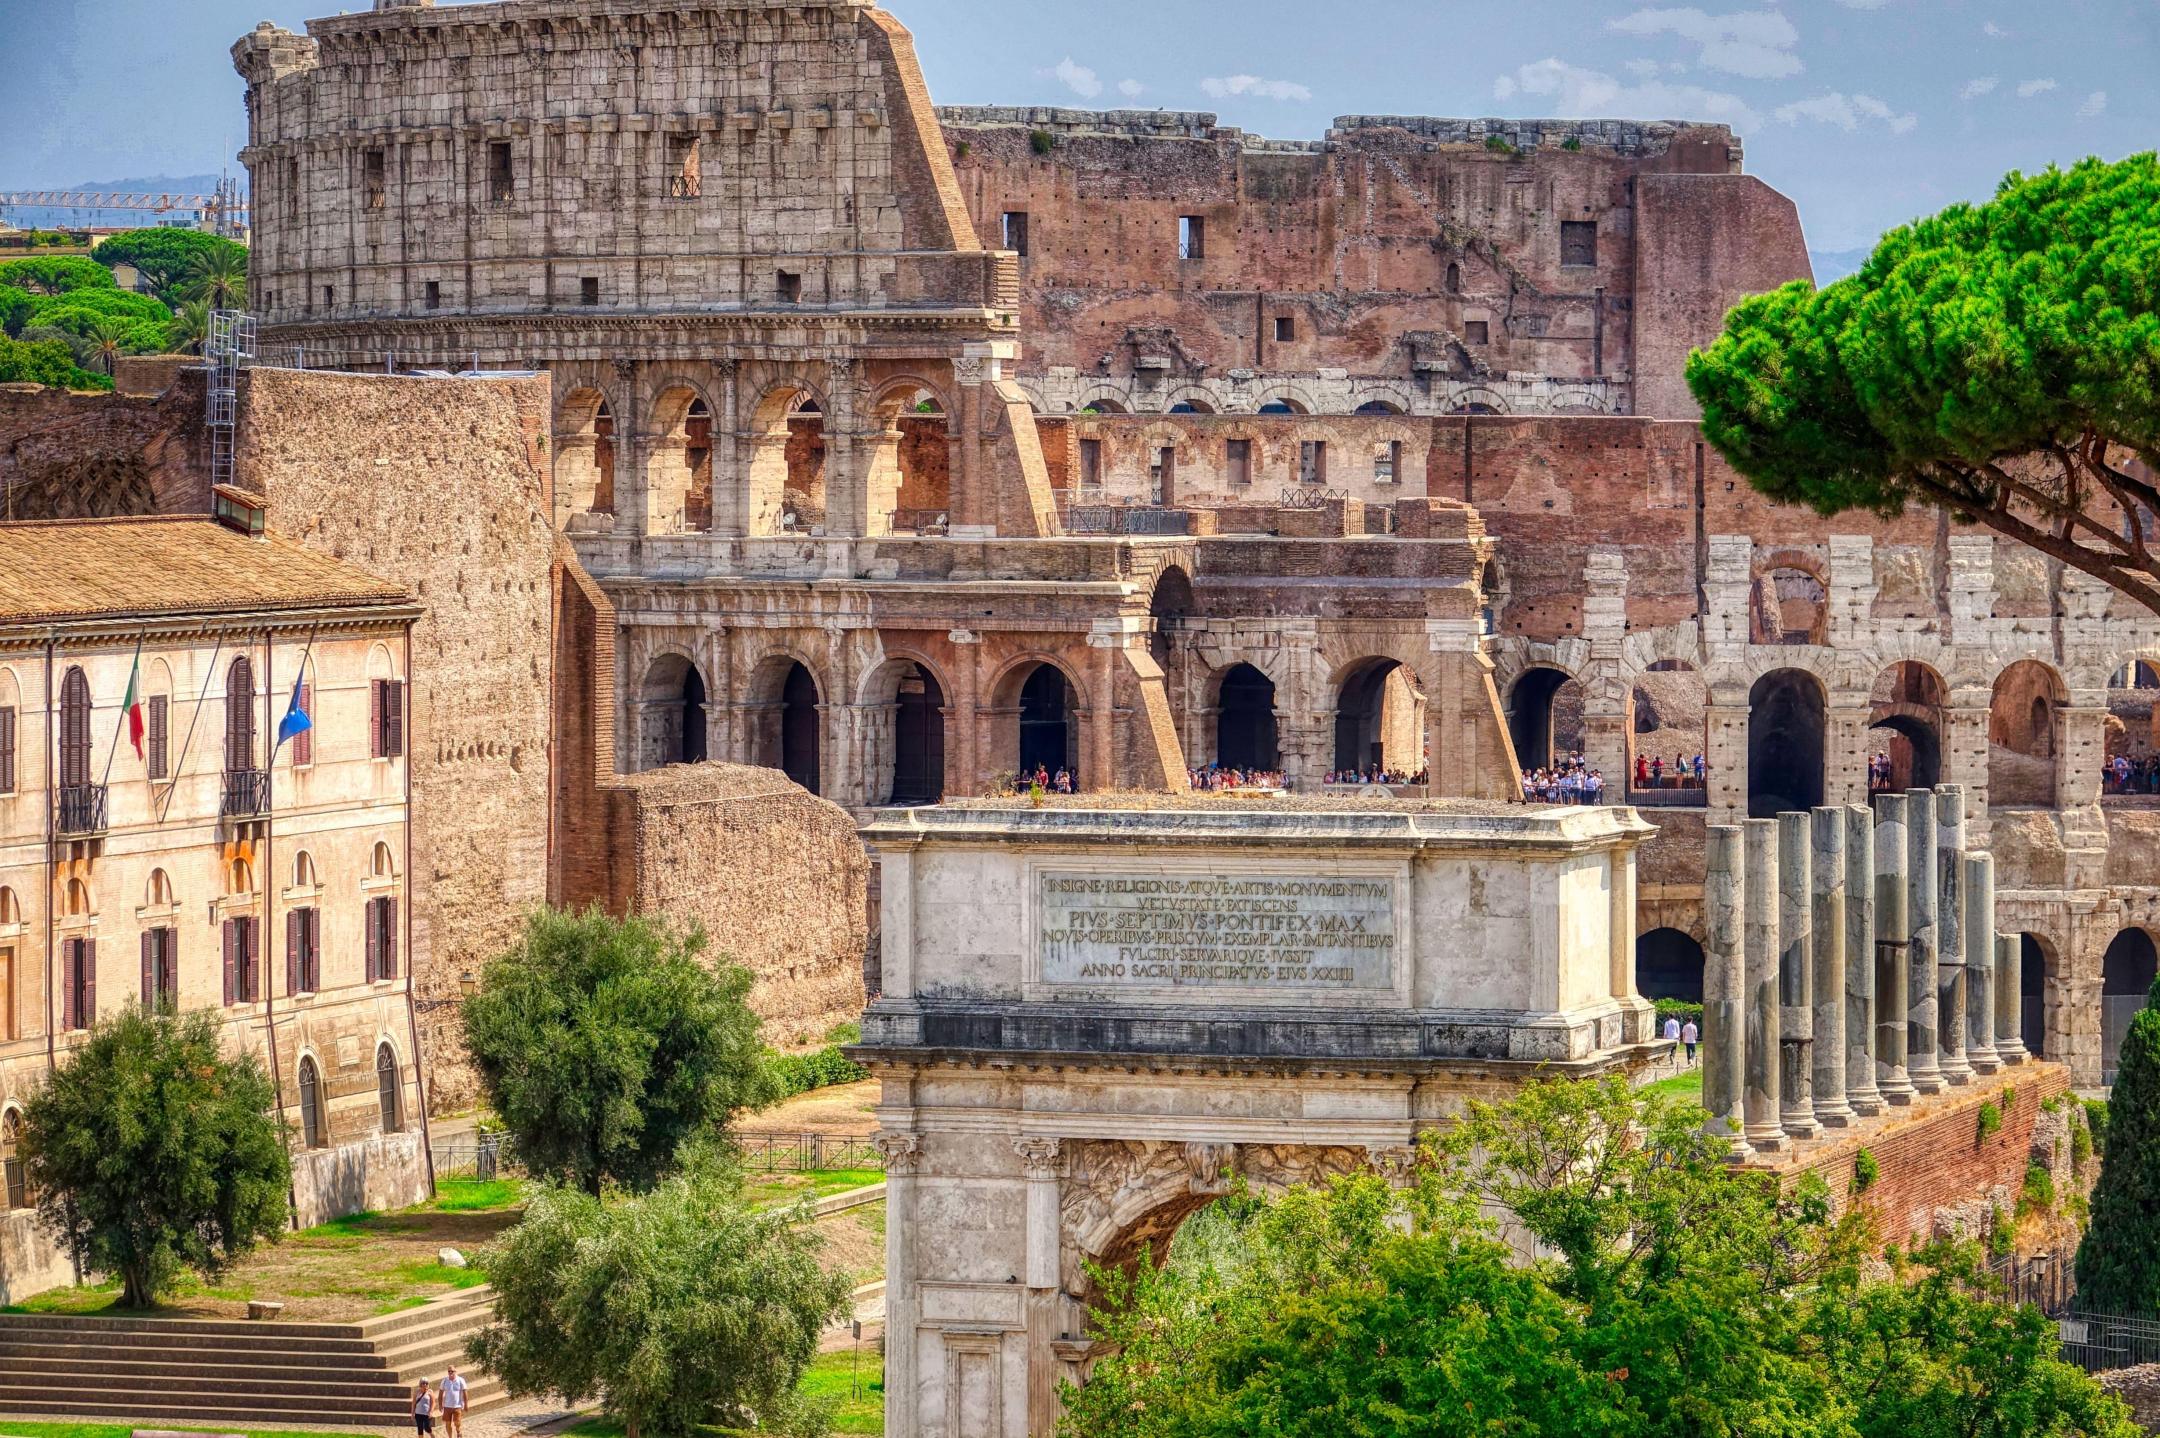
[1077,397,1127,416]
[1629,660,1707,799]
[225,656,256,774]
[1506,666,1582,772]
[635,655,710,771]
[890,664,946,805]
[868,383,953,535]
[1333,660,1425,778]
[297,1056,324,1150]
[2102,927,2157,1084]
[647,387,716,534]
[748,387,828,535]
[1748,669,1826,818]
[1149,566,1194,672]
[0,1111,23,1210]
[1989,659,2065,807]
[556,388,616,521]
[1635,928,1705,1004]
[1017,664,1078,785]
[2020,933,2051,1058]
[377,1044,402,1135]
[2104,660,2160,796]
[781,663,822,795]
[1445,262,1462,292]
[1256,396,1309,416]
[1750,566,1826,646]
[1353,400,1406,416]
[1214,664,1279,770]
[1167,397,1215,415]
[58,666,91,790]
[1868,661,1946,793]
[1476,558,1508,637]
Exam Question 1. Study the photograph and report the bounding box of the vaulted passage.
[1333,660,1423,775]
[1635,927,1705,1004]
[781,662,821,795]
[1748,669,1825,818]
[1018,664,1078,782]
[2102,928,2157,1083]
[1215,664,1278,770]
[1507,666,1575,771]
[891,664,946,805]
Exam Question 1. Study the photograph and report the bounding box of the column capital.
[1013,1135,1064,1178]
[874,1131,922,1174]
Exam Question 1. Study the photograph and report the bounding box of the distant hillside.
[1,174,242,230]
[1808,248,1874,285]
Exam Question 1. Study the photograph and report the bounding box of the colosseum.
[232,0,2160,1088]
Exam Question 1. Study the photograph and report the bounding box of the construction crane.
[0,177,249,238]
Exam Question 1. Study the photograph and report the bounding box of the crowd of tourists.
[2107,753,2160,794]
[1523,753,1606,805]
[1022,764,1076,794]
[1323,765,1428,787]
[1189,764,1286,792]
[1866,753,1904,792]
[1635,752,1708,789]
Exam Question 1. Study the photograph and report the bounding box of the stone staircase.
[0,1286,504,1429]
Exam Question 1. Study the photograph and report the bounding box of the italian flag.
[120,653,144,759]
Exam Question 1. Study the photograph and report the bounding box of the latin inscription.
[1038,872,1396,991]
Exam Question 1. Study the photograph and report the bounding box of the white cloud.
[1117,78,1145,99]
[1982,20,2010,38]
[1833,0,1889,8]
[1493,57,1759,130]
[1774,91,1918,134]
[1050,57,1102,100]
[2078,89,2108,118]
[1624,58,1665,79]
[2016,78,2058,98]
[1200,73,1313,103]
[1607,7,1802,79]
[1960,77,1999,99]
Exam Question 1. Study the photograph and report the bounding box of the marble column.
[1934,786,1973,1085]
[1016,1136,1065,1438]
[1964,853,2002,1073]
[1744,818,1785,1151]
[1995,932,2030,1065]
[1904,788,1946,1093]
[876,1132,922,1438]
[1778,812,1820,1139]
[1844,804,1883,1116]
[1811,808,1855,1126]
[1703,825,1753,1158]
[1874,794,1916,1104]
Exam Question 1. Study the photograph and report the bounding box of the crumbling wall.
[0,375,210,519]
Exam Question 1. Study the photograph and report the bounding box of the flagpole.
[158,632,225,827]
[98,630,145,791]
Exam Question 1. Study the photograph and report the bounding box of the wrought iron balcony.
[56,784,107,836]
[221,767,270,819]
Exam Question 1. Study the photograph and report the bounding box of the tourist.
[1650,755,1664,787]
[439,1366,468,1438]
[1663,1013,1681,1044]
[1055,767,1073,794]
[1693,753,1707,785]
[411,1379,435,1436]
[1635,755,1649,790]
[1681,1018,1699,1064]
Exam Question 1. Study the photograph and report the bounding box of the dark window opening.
[285,158,301,222]
[362,148,386,211]
[1178,215,1205,261]
[778,270,803,303]
[1274,316,1295,343]
[668,135,702,199]
[1017,665,1076,783]
[487,140,514,203]
[1298,440,1327,485]
[1561,219,1598,267]
[1216,664,1279,770]
[1635,928,1705,1004]
[322,284,335,312]
[1225,438,1252,487]
[1078,437,1102,489]
[1748,669,1826,818]
[298,1057,324,1150]
[580,276,600,307]
[890,665,946,805]
[780,662,821,795]
[1465,320,1490,345]
[1002,211,1030,256]
[425,281,441,311]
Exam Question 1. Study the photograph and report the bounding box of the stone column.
[1744,818,1785,1151]
[875,1132,922,1438]
[1995,932,2030,1065]
[1904,788,1945,1093]
[1934,786,1973,1085]
[1703,825,1753,1159]
[1964,852,2001,1074]
[1811,807,1855,1126]
[1778,812,1820,1139]
[1843,804,1883,1115]
[1873,794,1916,1104]
[1016,1136,1065,1438]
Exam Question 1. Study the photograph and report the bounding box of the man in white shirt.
[1662,1015,1682,1045]
[439,1366,468,1438]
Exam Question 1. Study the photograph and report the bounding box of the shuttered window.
[371,680,406,759]
[292,684,312,767]
[61,937,94,1031]
[58,669,91,789]
[377,1045,401,1134]
[0,705,15,792]
[298,1057,324,1150]
[365,896,398,982]
[222,917,260,1004]
[147,696,169,780]
[226,658,255,772]
[140,928,178,1011]
[287,907,320,995]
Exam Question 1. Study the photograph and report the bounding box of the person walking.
[1662,1014,1682,1045]
[411,1379,435,1437]
[1681,1018,1699,1065]
[439,1366,468,1438]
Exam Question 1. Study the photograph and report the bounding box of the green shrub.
[1560,136,1583,151]
[0,334,110,390]
[1988,1206,2016,1258]
[2001,1083,2017,1112]
[1977,1101,2003,1142]
[2084,1097,2109,1155]
[1029,129,1057,156]
[1484,134,1516,154]
[1852,1148,1880,1195]
[2021,1162,2056,1215]
[1653,998,1704,1025]
[764,1041,867,1101]
[2071,1114,2094,1174]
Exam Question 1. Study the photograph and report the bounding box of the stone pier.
[1843,804,1883,1116]
[1811,808,1854,1127]
[1934,787,1973,1085]
[1744,818,1786,1152]
[1704,825,1751,1158]
[1905,789,1945,1094]
[1874,795,1915,1105]
[1778,812,1820,1139]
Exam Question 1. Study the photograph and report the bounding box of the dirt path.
[737,1079,881,1137]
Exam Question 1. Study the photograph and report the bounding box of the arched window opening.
[0,1112,22,1210]
[377,1044,402,1135]
[890,664,946,806]
[2102,928,2158,1083]
[1354,400,1405,416]
[781,662,821,795]
[1750,567,1826,646]
[298,1056,324,1150]
[1507,667,1582,772]
[557,389,616,521]
[1149,567,1195,670]
[1017,665,1077,786]
[1635,928,1705,1005]
[1445,261,1462,292]
[1333,660,1425,778]
[226,656,256,774]
[2104,660,2160,796]
[1989,660,2066,807]
[1215,665,1279,771]
[1748,669,1826,818]
[1867,661,1946,794]
[371,841,396,880]
[58,667,91,790]
[683,397,713,532]
[1629,661,1708,800]
[636,656,710,771]
[2020,933,2050,1059]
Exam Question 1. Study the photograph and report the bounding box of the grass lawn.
[744,1168,885,1211]
[5,1175,522,1322]
[0,1425,360,1438]
[1641,1067,1705,1101]
[563,1349,886,1438]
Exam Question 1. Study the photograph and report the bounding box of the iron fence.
[429,1130,885,1179]
[2056,1311,2160,1373]
[1066,505,1191,536]
[56,783,107,836]
[222,766,270,819]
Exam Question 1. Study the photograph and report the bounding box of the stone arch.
[992,657,1085,787]
[1352,397,1409,417]
[1163,388,1217,415]
[1636,927,1705,1004]
[1447,387,1509,416]
[1210,662,1280,771]
[645,381,717,535]
[1868,660,1948,792]
[1545,386,1613,416]
[555,385,616,523]
[1989,658,2066,807]
[1506,664,1583,771]
[1619,625,1706,680]
[1254,390,1312,416]
[634,651,709,770]
[2102,926,2157,1083]
[2019,931,2057,1059]
[1748,668,1826,817]
[1750,557,1828,647]
[1075,390,1128,416]
[867,376,954,534]
[861,653,950,806]
[1630,659,1707,798]
[747,382,829,536]
[746,652,825,795]
[1330,656,1426,776]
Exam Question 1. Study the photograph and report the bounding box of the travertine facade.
[0,518,429,1298]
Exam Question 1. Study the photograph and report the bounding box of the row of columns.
[1703,785,2030,1159]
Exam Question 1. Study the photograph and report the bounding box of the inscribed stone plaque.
[1037,871,1396,991]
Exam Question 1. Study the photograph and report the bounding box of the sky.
[0,0,2151,257]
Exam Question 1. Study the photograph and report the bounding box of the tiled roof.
[0,517,412,625]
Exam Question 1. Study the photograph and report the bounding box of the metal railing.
[221,767,270,819]
[2056,1310,2160,1373]
[56,783,107,836]
[428,1130,886,1179]
[667,175,702,200]
[1066,505,1191,537]
[887,507,950,535]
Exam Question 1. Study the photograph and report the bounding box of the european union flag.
[276,676,313,752]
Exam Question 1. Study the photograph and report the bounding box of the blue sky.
[0,0,2151,255]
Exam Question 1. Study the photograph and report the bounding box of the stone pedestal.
[1744,818,1785,1151]
[1843,803,1883,1116]
[1905,789,1945,1094]
[1778,812,1820,1139]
